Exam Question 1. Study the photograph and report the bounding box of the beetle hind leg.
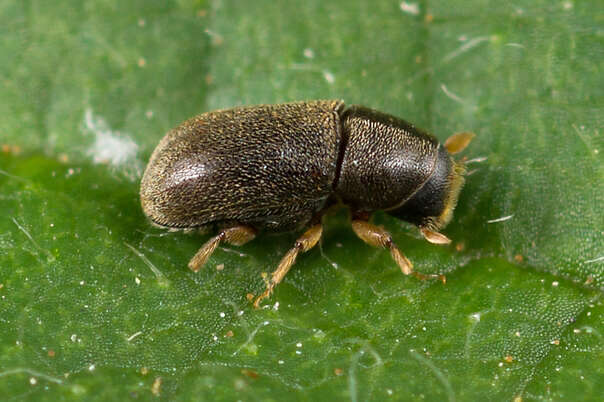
[188,225,256,272]
[253,224,323,308]
[351,219,445,283]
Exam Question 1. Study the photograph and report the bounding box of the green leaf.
[1,0,602,400]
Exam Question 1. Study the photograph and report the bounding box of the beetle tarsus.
[188,225,256,272]
[388,245,413,275]
[253,224,323,308]
[411,271,447,284]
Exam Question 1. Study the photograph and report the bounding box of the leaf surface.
[1,0,602,400]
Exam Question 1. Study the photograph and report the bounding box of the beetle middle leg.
[253,223,323,308]
[350,216,445,283]
[188,225,256,272]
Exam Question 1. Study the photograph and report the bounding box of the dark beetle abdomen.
[140,100,344,231]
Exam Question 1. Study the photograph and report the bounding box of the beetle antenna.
[444,132,475,155]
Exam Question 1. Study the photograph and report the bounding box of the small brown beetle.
[140,100,474,307]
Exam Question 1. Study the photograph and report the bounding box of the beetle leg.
[253,224,323,308]
[420,228,452,244]
[351,220,445,283]
[188,225,256,272]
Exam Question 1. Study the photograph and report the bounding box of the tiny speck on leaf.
[151,377,162,396]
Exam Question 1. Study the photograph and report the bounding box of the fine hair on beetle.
[140,100,474,307]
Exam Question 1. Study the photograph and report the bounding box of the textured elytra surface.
[140,100,343,230]
[0,0,603,401]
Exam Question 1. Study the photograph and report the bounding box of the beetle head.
[386,145,466,233]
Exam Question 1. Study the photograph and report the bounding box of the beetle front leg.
[253,223,323,308]
[351,219,445,283]
[188,225,256,272]
[420,227,451,245]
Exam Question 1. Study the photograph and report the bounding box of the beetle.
[140,100,474,307]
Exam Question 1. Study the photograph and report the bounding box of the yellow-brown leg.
[253,224,323,308]
[188,225,256,272]
[351,220,445,283]
[420,227,451,245]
